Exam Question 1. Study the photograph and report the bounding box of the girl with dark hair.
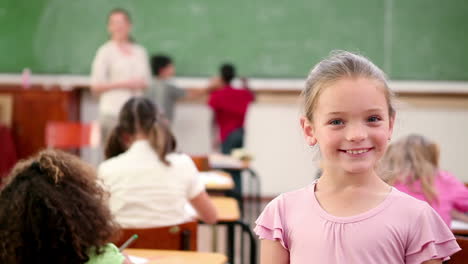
[0,150,130,264]
[98,97,217,227]
[91,8,151,144]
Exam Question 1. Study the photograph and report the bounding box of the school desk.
[209,153,261,223]
[208,153,250,170]
[125,248,227,264]
[452,220,468,236]
[211,197,241,222]
[199,170,234,191]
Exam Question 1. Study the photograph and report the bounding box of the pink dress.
[393,170,468,226]
[255,182,460,264]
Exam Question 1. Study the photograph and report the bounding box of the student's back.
[208,64,254,155]
[394,170,468,226]
[99,141,205,227]
[99,97,217,228]
[209,84,254,142]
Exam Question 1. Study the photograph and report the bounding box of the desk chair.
[114,221,198,251]
[446,236,468,263]
[45,121,100,149]
[190,155,211,172]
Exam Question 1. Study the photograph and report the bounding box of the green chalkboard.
[0,0,467,80]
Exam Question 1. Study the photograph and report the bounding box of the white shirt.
[91,41,151,117]
[98,140,205,228]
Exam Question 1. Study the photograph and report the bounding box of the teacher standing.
[90,8,151,144]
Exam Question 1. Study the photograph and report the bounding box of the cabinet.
[0,84,80,159]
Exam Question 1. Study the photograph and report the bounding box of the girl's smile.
[339,147,374,157]
[301,76,395,175]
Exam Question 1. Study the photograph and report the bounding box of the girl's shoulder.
[262,185,315,212]
[86,243,125,264]
[95,41,114,55]
[437,170,461,184]
[98,152,127,173]
[166,152,193,165]
[388,187,432,213]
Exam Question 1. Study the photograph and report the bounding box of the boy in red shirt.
[208,64,255,155]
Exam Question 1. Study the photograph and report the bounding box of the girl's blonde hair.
[380,134,440,203]
[301,50,395,122]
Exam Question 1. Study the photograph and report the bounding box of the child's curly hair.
[0,149,119,264]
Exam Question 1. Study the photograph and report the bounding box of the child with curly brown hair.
[0,150,131,264]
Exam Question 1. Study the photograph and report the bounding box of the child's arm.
[189,191,218,224]
[260,240,289,264]
[452,210,468,223]
[122,253,134,264]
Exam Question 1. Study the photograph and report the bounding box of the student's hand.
[122,253,134,264]
[240,77,249,89]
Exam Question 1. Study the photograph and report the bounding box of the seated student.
[145,54,207,123]
[98,97,217,228]
[207,63,255,155]
[0,150,129,264]
[381,134,468,226]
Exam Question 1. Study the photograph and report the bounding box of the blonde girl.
[254,51,460,264]
[382,134,468,226]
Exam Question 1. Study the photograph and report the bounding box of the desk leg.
[227,223,235,264]
[224,169,244,218]
[212,225,218,252]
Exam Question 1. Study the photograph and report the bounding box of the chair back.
[447,236,468,263]
[190,155,210,171]
[114,221,198,251]
[45,121,100,149]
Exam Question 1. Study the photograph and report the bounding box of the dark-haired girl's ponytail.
[104,126,126,160]
[148,120,177,166]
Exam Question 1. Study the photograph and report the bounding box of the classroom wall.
[80,91,468,197]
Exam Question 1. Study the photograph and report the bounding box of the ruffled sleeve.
[254,195,289,250]
[405,203,461,264]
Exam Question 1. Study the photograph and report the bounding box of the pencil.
[119,234,139,251]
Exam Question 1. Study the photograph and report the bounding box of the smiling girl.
[254,51,460,264]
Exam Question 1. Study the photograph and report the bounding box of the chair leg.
[227,224,235,263]
[181,230,191,250]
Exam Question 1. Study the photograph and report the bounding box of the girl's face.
[301,77,395,175]
[108,12,131,41]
